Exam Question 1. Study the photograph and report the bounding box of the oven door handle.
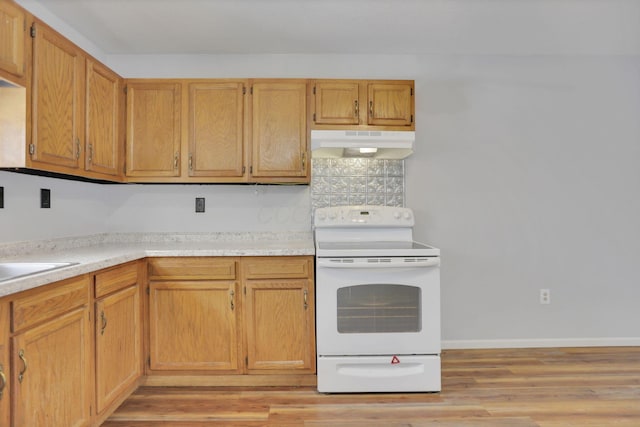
[316,257,440,268]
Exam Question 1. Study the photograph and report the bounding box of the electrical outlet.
[40,188,51,208]
[539,289,551,304]
[195,197,205,213]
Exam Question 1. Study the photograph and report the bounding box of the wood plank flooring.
[102,347,640,426]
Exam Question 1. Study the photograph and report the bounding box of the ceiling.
[18,0,640,55]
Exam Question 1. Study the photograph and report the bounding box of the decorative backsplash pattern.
[311,158,405,210]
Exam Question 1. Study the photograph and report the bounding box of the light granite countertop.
[0,232,315,297]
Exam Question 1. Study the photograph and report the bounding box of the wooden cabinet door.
[31,22,85,170]
[314,80,360,125]
[95,285,141,415]
[188,81,246,177]
[125,82,181,177]
[0,300,9,427]
[0,0,25,78]
[86,59,122,177]
[12,307,91,427]
[367,81,414,127]
[149,281,240,371]
[250,81,307,179]
[244,279,315,373]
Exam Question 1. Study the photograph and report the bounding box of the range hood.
[311,130,414,159]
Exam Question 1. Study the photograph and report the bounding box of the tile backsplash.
[311,158,405,211]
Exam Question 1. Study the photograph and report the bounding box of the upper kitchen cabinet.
[313,80,360,125]
[188,81,246,179]
[30,21,85,172]
[311,79,415,131]
[250,80,309,183]
[125,81,182,179]
[125,79,308,184]
[85,59,124,179]
[30,22,124,180]
[0,0,26,82]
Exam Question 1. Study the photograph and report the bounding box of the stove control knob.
[403,211,412,220]
[393,211,401,219]
[316,212,326,221]
[328,211,337,220]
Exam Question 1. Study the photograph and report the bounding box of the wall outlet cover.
[41,188,51,208]
[195,197,205,213]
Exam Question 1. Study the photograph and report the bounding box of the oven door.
[315,256,440,356]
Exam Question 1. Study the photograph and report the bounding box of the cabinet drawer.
[148,257,237,280]
[95,261,139,298]
[12,275,90,332]
[243,257,312,279]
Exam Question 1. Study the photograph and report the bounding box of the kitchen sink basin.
[0,262,78,282]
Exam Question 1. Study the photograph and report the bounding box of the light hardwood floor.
[102,347,640,426]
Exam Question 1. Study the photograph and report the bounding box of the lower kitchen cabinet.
[146,256,315,381]
[149,281,240,372]
[148,257,241,372]
[0,300,9,427]
[243,257,315,373]
[11,275,92,427]
[94,262,142,418]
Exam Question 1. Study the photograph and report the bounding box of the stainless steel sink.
[0,262,78,282]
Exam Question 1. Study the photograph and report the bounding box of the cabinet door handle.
[0,364,6,399]
[354,99,359,117]
[100,310,108,335]
[18,349,27,383]
[75,138,81,160]
[189,153,193,170]
[369,100,374,118]
[174,152,179,169]
[301,152,306,171]
[230,289,235,310]
[88,143,93,163]
[303,289,308,310]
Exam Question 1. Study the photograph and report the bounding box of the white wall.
[3,8,639,344]
[407,55,640,345]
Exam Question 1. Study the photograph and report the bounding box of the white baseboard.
[442,337,640,350]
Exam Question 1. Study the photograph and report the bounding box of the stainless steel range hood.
[311,130,414,159]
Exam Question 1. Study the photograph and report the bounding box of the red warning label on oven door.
[391,355,400,364]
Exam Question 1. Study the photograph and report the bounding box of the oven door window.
[337,284,421,333]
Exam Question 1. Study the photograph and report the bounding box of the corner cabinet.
[0,0,26,81]
[146,256,315,384]
[312,79,415,130]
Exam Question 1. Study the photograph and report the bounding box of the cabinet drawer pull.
[18,349,27,383]
[230,289,235,310]
[100,310,108,335]
[0,364,5,399]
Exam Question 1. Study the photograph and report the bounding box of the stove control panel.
[315,205,414,227]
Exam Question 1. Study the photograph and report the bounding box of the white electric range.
[314,205,441,393]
